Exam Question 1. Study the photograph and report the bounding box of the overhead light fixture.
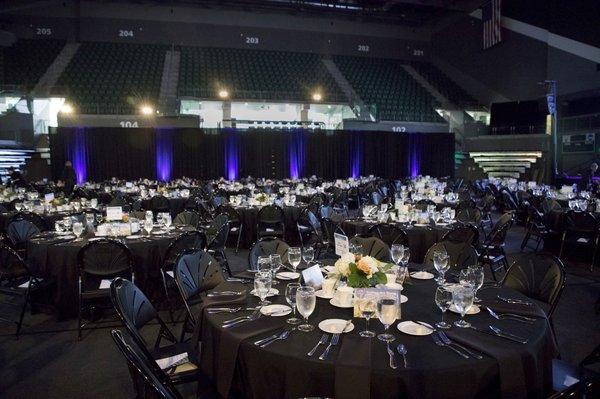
[60,103,74,114]
[218,90,229,99]
[140,105,154,115]
[312,92,322,102]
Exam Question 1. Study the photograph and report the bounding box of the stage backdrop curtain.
[50,128,454,181]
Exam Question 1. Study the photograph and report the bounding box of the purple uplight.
[224,130,239,180]
[155,129,173,182]
[289,130,305,179]
[408,134,421,177]
[350,132,361,178]
[72,128,87,184]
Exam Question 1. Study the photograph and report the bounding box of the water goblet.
[288,247,301,272]
[434,284,452,329]
[302,246,315,266]
[400,246,411,267]
[467,266,484,302]
[377,297,398,342]
[143,219,153,235]
[296,286,316,332]
[452,286,474,328]
[391,244,405,266]
[257,255,271,273]
[285,282,301,325]
[358,293,377,338]
[433,250,450,284]
[72,222,84,241]
[254,271,272,306]
[269,254,282,285]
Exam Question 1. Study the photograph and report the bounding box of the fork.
[307,334,328,356]
[222,309,261,328]
[431,333,469,359]
[260,329,294,348]
[319,333,340,360]
[486,307,535,323]
[207,307,242,314]
[497,295,533,306]
[207,291,243,297]
[437,331,483,360]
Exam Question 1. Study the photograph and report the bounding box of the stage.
[49,128,455,182]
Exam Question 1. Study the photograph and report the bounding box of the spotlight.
[60,103,74,114]
[312,92,322,102]
[218,89,229,99]
[140,105,154,115]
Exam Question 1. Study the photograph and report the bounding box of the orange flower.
[356,258,371,275]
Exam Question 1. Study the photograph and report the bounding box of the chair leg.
[160,270,175,324]
[520,231,530,251]
[16,278,32,339]
[180,313,189,342]
[591,237,599,272]
[558,232,566,258]
[78,281,83,341]
[235,225,243,254]
[220,250,233,277]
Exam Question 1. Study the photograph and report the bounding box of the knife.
[468,325,527,344]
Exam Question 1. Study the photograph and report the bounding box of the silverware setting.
[254,332,281,346]
[486,306,536,324]
[259,329,294,348]
[222,309,262,328]
[307,334,328,356]
[206,307,242,314]
[226,278,252,284]
[496,295,533,306]
[437,331,483,360]
[468,325,528,344]
[319,333,340,360]
[396,344,407,368]
[432,333,470,359]
[207,290,244,297]
[386,341,397,369]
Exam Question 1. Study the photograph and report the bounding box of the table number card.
[302,264,324,290]
[106,206,123,221]
[334,233,349,256]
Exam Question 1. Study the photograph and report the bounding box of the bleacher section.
[0,39,65,90]
[333,56,445,123]
[411,62,478,108]
[56,42,167,114]
[178,47,344,102]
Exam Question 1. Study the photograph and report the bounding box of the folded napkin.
[335,335,372,399]
[190,291,248,347]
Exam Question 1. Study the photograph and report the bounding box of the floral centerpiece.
[255,193,268,203]
[330,253,394,288]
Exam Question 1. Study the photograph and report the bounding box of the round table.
[340,219,452,263]
[234,204,303,247]
[27,227,193,318]
[197,278,556,399]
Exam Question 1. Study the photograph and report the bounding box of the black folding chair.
[349,236,391,262]
[256,205,285,240]
[248,238,290,271]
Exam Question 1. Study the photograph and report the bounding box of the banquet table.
[196,276,556,399]
[234,204,303,247]
[140,197,188,217]
[340,219,452,263]
[0,211,85,232]
[26,227,194,318]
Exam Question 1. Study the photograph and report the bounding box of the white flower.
[334,252,355,277]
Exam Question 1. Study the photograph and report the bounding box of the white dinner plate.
[315,289,334,299]
[414,223,429,227]
[449,304,480,315]
[126,235,142,239]
[276,271,300,280]
[329,298,354,309]
[410,271,435,280]
[152,230,167,235]
[318,319,355,334]
[397,321,433,336]
[259,304,291,317]
[250,288,279,298]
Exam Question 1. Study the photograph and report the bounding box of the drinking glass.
[396,265,409,287]
[143,219,153,235]
[288,247,301,271]
[269,254,282,285]
[391,244,405,266]
[72,222,84,241]
[257,256,271,273]
[85,213,95,228]
[433,250,450,284]
[254,271,272,306]
[452,286,474,328]
[55,221,64,234]
[302,246,314,266]
[157,213,164,225]
[400,246,411,267]
[296,286,316,332]
[285,282,301,325]
[467,266,484,302]
[14,202,23,212]
[63,217,73,231]
[358,294,377,338]
[435,285,452,329]
[377,297,398,342]
[163,214,172,229]
[350,243,363,257]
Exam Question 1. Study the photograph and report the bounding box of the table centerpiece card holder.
[302,264,324,290]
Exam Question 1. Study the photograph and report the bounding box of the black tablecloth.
[340,220,451,263]
[27,229,192,318]
[140,197,188,217]
[197,279,556,399]
[234,205,303,247]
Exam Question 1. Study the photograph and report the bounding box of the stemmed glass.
[296,286,316,332]
[467,266,485,302]
[85,213,95,229]
[358,293,377,338]
[254,270,272,306]
[269,254,282,285]
[452,286,474,328]
[143,219,153,235]
[63,217,73,232]
[72,222,84,241]
[391,244,404,266]
[434,285,452,329]
[377,297,398,342]
[400,246,411,267]
[163,214,172,230]
[285,282,301,325]
[302,246,314,267]
[433,250,450,284]
[288,247,301,272]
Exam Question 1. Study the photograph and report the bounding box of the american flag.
[482,0,502,49]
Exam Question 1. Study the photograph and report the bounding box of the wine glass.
[376,297,398,342]
[55,221,64,234]
[296,286,316,332]
[452,286,474,328]
[288,247,301,272]
[143,219,153,235]
[14,202,23,212]
[269,254,282,285]
[358,293,377,338]
[257,255,271,273]
[63,217,73,232]
[302,246,314,266]
[163,214,172,230]
[467,266,484,302]
[285,282,301,325]
[435,285,452,329]
[254,271,272,306]
[72,222,84,241]
[85,213,95,228]
[433,250,450,284]
[391,244,405,266]
[400,246,411,267]
[396,265,409,288]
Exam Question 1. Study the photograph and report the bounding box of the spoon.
[397,344,408,368]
